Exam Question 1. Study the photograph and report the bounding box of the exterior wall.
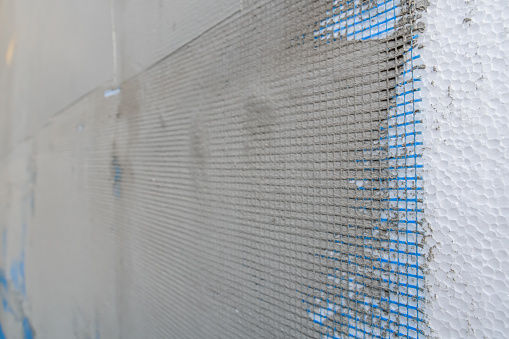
[0,0,507,338]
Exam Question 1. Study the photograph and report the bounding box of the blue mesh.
[304,1,425,338]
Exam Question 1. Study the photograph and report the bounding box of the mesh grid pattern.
[44,1,425,338]
[306,1,424,338]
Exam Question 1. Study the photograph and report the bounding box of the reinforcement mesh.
[55,0,424,338]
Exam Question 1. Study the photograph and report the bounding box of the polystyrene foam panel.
[421,0,509,337]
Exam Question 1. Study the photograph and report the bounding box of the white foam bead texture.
[420,0,509,338]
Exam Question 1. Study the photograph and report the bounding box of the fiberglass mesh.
[45,0,426,338]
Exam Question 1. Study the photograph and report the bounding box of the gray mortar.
[83,1,417,338]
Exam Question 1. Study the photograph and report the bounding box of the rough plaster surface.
[421,0,509,337]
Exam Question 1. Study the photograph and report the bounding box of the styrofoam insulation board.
[421,0,509,337]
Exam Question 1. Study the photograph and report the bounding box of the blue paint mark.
[104,87,121,98]
[0,161,36,338]
[9,257,25,295]
[22,317,33,339]
[112,156,122,198]
[0,269,11,314]
[8,220,27,296]
[0,321,6,339]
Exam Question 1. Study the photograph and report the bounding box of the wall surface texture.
[0,0,507,338]
[421,0,509,337]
